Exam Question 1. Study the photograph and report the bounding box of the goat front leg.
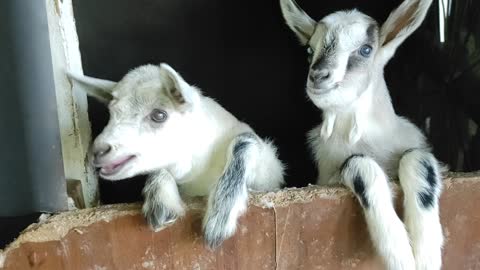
[399,149,443,270]
[341,155,415,270]
[142,170,186,231]
[203,132,259,249]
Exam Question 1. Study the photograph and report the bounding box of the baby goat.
[68,64,285,249]
[281,0,443,269]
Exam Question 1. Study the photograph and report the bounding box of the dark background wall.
[73,0,480,204]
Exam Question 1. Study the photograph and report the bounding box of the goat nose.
[310,70,330,82]
[94,144,112,159]
[317,70,331,80]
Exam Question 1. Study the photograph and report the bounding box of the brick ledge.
[1,173,479,269]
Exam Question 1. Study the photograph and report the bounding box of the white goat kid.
[281,0,443,269]
[68,64,285,248]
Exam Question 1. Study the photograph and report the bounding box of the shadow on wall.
[73,0,480,204]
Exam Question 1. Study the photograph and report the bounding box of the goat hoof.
[204,235,223,251]
[203,213,235,250]
[142,201,179,231]
[203,224,225,250]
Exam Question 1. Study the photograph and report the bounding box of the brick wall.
[1,173,479,270]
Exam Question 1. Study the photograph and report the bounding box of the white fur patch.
[320,112,336,141]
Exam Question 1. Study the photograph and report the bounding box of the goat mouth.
[98,155,136,177]
[308,87,333,95]
[307,83,339,95]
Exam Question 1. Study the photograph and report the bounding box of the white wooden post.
[45,0,98,208]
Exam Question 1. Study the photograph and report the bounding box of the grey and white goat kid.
[68,64,285,249]
[281,0,443,269]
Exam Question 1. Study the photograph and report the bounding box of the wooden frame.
[46,0,97,208]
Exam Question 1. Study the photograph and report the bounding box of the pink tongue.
[101,156,131,174]
[101,164,116,174]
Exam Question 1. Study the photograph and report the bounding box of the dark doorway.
[73,0,480,203]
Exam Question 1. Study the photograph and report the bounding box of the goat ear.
[379,0,432,63]
[280,0,316,45]
[67,71,116,104]
[159,63,197,107]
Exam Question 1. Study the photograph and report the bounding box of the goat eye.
[150,109,168,123]
[359,45,373,57]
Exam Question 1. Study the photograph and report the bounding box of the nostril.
[94,144,111,159]
[318,70,330,80]
[310,70,331,82]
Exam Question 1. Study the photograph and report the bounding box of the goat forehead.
[106,65,175,116]
[113,68,168,103]
[110,84,171,116]
[115,67,163,94]
[315,10,377,49]
[124,64,162,82]
[322,10,374,27]
[115,80,162,96]
[337,24,370,49]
